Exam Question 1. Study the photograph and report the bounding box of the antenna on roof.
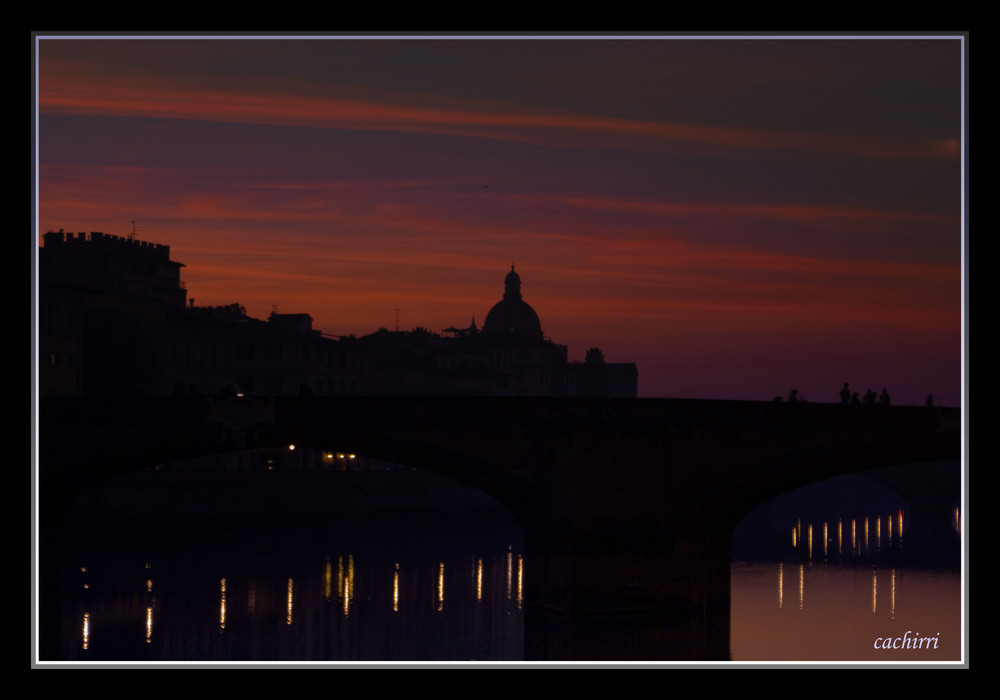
[128,220,137,241]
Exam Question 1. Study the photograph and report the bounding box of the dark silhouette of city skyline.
[38,229,637,400]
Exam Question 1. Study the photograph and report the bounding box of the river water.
[58,459,525,663]
[54,453,964,665]
[729,462,964,663]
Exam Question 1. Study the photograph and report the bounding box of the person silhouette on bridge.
[879,388,891,406]
[840,382,851,405]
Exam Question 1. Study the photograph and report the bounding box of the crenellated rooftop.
[42,229,174,261]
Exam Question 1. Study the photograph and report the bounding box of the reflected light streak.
[798,564,804,610]
[838,519,843,555]
[287,578,294,625]
[823,522,828,559]
[324,557,332,600]
[437,562,445,612]
[393,563,400,612]
[219,577,227,629]
[872,570,877,613]
[476,558,483,602]
[81,612,89,650]
[145,606,153,643]
[337,556,344,599]
[891,570,896,620]
[778,563,783,609]
[807,523,813,560]
[341,555,355,616]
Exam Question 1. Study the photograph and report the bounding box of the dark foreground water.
[55,458,964,665]
[59,466,525,662]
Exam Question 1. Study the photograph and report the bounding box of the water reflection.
[61,461,525,662]
[731,561,959,661]
[788,510,910,563]
[731,467,962,662]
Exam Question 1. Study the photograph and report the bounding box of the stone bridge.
[35,396,961,660]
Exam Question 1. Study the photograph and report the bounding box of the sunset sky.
[33,34,966,405]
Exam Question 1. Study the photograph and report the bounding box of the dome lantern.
[483,264,543,340]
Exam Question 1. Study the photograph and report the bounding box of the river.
[729,462,963,663]
[53,453,964,665]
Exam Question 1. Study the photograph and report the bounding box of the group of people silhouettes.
[840,382,890,406]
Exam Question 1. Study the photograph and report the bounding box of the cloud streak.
[35,35,964,404]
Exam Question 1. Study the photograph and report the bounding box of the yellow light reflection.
[778,562,784,609]
[324,558,332,600]
[146,607,153,643]
[393,563,400,612]
[340,555,354,616]
[838,519,843,555]
[219,577,227,629]
[287,578,294,625]
[476,558,483,601]
[82,612,89,650]
[437,562,445,612]
[517,554,524,608]
[890,569,896,620]
[798,564,804,610]
[807,523,813,560]
[872,569,878,614]
[823,522,828,558]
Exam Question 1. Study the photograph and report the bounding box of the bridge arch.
[39,395,960,661]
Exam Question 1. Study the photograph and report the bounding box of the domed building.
[482,265,544,341]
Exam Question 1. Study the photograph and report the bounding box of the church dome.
[482,265,544,340]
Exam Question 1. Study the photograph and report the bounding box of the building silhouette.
[38,231,637,398]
